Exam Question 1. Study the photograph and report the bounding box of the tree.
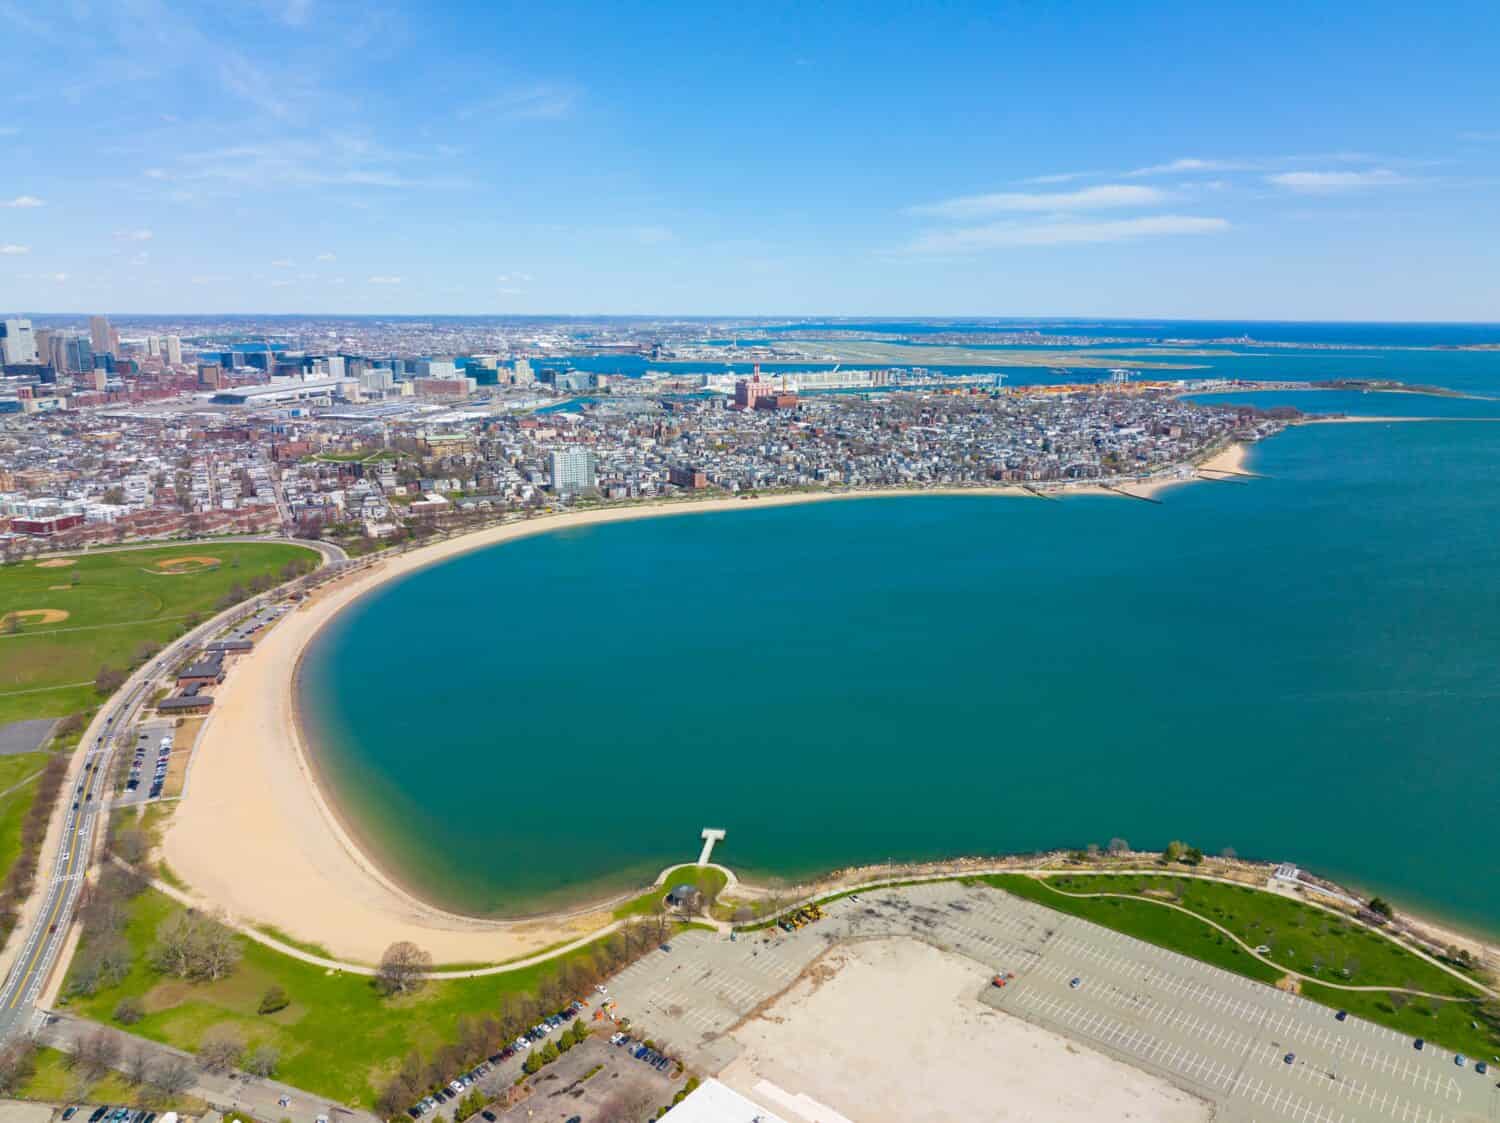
[540,1039,559,1064]
[113,996,145,1025]
[113,825,149,865]
[72,1028,122,1082]
[149,909,240,981]
[243,1044,280,1077]
[376,941,431,996]
[1181,846,1204,866]
[197,1025,243,1073]
[521,1050,543,1075]
[1219,846,1238,861]
[1367,897,1393,919]
[1163,840,1186,863]
[258,984,290,1014]
[1107,837,1130,855]
[95,665,127,695]
[123,1043,152,1085]
[568,1018,589,1046]
[0,1039,37,1095]
[148,1057,197,1096]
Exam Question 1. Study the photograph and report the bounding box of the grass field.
[15,1045,207,1110]
[979,874,1500,1059]
[612,864,729,920]
[0,542,317,727]
[61,887,660,1106]
[0,751,47,880]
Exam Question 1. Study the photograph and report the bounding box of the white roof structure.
[659,1079,790,1123]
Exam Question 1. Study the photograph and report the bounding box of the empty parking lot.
[606,882,1499,1123]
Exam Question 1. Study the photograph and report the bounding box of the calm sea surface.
[301,390,1500,929]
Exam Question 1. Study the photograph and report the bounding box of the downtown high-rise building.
[0,318,40,366]
[89,315,115,357]
[165,335,182,365]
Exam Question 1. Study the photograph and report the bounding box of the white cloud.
[910,184,1166,219]
[314,251,336,262]
[496,272,533,284]
[457,83,578,122]
[1266,169,1405,193]
[1125,157,1257,177]
[0,244,31,255]
[271,258,295,267]
[908,214,1229,253]
[45,272,67,282]
[129,252,149,266]
[271,279,294,287]
[115,228,153,241]
[143,168,170,179]
[2,195,44,208]
[367,275,401,284]
[497,287,524,295]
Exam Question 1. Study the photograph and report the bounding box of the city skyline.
[1,0,1498,319]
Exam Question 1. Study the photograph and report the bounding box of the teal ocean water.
[301,397,1500,930]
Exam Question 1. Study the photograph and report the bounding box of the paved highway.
[0,544,342,1043]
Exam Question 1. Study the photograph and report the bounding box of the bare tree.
[0,1039,38,1095]
[197,1025,243,1073]
[148,1057,197,1096]
[1107,837,1130,855]
[124,1043,152,1085]
[243,1043,279,1077]
[73,1029,122,1082]
[376,941,432,996]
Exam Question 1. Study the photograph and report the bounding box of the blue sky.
[1,0,1497,318]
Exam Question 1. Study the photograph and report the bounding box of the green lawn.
[62,888,644,1107]
[978,874,1500,1060]
[613,864,729,919]
[15,1045,207,1110]
[980,875,1283,984]
[0,751,47,879]
[0,542,318,725]
[1036,873,1475,996]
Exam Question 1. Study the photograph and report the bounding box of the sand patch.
[719,938,1211,1123]
[34,558,76,569]
[2,609,70,627]
[49,585,73,591]
[149,555,221,574]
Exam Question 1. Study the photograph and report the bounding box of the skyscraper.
[0,318,39,365]
[89,315,115,357]
[165,335,182,365]
[549,447,597,494]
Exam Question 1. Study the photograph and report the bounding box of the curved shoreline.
[164,473,1253,962]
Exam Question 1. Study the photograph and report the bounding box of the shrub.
[113,996,145,1025]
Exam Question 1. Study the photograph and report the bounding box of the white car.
[596,984,608,994]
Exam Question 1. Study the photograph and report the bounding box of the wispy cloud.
[907,215,1229,254]
[1266,169,1405,193]
[271,258,296,267]
[1125,157,1262,178]
[0,244,30,255]
[314,251,336,262]
[496,272,533,284]
[367,275,402,284]
[2,195,44,208]
[457,83,579,122]
[114,228,153,241]
[910,184,1166,219]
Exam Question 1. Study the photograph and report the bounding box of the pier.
[698,828,726,866]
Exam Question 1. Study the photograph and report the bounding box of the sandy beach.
[160,473,1247,963]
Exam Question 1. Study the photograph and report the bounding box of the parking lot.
[484,1038,680,1123]
[606,881,1500,1123]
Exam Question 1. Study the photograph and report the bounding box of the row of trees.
[373,917,674,1119]
[0,753,72,943]
[67,864,149,998]
[0,1033,197,1102]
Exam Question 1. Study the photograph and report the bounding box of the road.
[0,546,341,1043]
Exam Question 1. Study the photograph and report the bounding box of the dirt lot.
[717,937,1212,1123]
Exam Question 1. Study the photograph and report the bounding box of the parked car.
[1284,1053,1295,1065]
[1456,1055,1467,1067]
[1415,1039,1425,1051]
[1335,1010,1347,1021]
